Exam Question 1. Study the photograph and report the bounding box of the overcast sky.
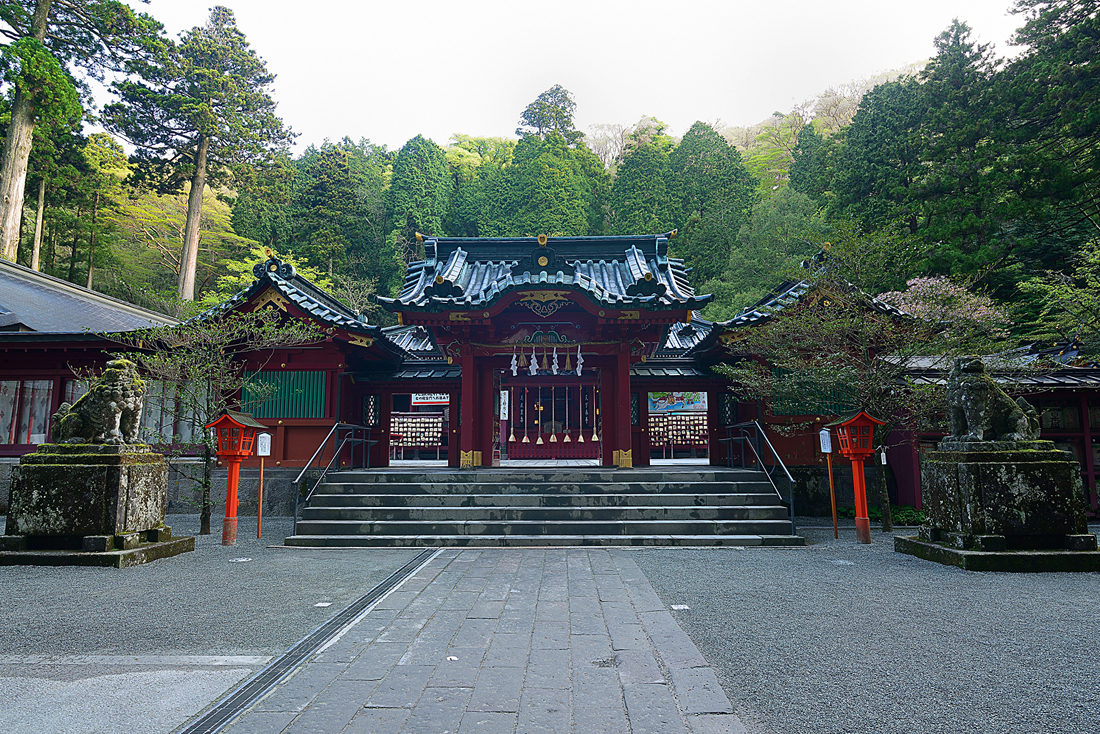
[133,0,1024,152]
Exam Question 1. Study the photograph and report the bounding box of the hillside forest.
[0,0,1098,351]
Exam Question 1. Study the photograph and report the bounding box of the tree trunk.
[200,443,212,535]
[178,134,209,301]
[86,192,99,289]
[47,224,56,270]
[878,455,894,532]
[66,208,80,282]
[0,0,51,261]
[31,177,45,271]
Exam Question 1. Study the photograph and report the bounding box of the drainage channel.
[178,547,439,734]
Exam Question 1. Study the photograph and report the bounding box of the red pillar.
[447,390,461,467]
[460,352,478,468]
[615,349,632,468]
[852,459,871,544]
[707,388,722,466]
[479,362,495,466]
[222,459,240,545]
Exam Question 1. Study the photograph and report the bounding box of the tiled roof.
[376,234,710,313]
[382,324,440,357]
[196,257,379,335]
[687,279,913,356]
[656,313,713,356]
[0,259,176,333]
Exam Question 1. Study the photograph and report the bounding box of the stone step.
[313,481,779,496]
[292,519,796,537]
[283,534,807,547]
[306,493,781,508]
[320,470,766,484]
[299,505,791,522]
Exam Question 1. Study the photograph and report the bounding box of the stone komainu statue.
[945,356,1040,443]
[51,359,146,445]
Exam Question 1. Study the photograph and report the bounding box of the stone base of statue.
[0,444,194,568]
[895,440,1099,572]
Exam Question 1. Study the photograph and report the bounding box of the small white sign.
[819,428,832,454]
[256,432,272,457]
[499,390,510,420]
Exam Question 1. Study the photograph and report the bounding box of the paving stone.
[600,600,641,627]
[224,710,297,734]
[372,591,419,610]
[364,664,434,709]
[343,643,409,681]
[570,633,613,664]
[533,600,569,621]
[284,679,368,733]
[623,683,689,734]
[253,663,349,712]
[615,648,666,685]
[569,610,606,636]
[574,705,631,734]
[573,666,624,708]
[671,667,734,714]
[640,610,709,669]
[526,647,571,689]
[451,618,497,648]
[428,647,485,687]
[468,599,506,618]
[607,622,649,651]
[342,707,411,734]
[686,713,750,734]
[530,621,569,650]
[402,686,472,734]
[376,617,429,644]
[467,666,525,713]
[484,633,530,668]
[457,711,517,734]
[517,686,571,734]
[439,591,480,611]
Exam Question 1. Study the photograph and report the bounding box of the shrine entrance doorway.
[502,377,601,460]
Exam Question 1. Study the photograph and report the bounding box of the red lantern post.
[205,410,267,545]
[828,410,885,544]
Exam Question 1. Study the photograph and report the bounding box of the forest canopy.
[0,0,1097,351]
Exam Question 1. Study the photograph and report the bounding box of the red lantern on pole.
[828,410,885,544]
[205,410,266,546]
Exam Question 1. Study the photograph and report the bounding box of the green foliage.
[387,134,449,246]
[838,504,925,525]
[0,37,79,125]
[105,6,293,194]
[195,246,333,310]
[667,122,758,284]
[516,84,582,144]
[1019,239,1100,355]
[608,143,675,235]
[480,133,607,236]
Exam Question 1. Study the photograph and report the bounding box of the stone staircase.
[284,468,804,547]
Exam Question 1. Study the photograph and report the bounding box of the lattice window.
[630,393,640,426]
[720,393,737,425]
[362,394,381,427]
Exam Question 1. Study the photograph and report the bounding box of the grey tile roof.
[656,313,713,356]
[0,259,176,333]
[377,234,710,313]
[382,325,440,357]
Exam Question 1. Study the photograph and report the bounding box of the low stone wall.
[0,458,15,514]
[167,463,301,517]
[788,464,897,516]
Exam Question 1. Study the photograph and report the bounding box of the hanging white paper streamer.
[529,347,538,376]
[552,347,559,375]
[575,345,583,376]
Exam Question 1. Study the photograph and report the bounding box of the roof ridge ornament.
[252,256,296,280]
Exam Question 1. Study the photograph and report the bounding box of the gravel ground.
[0,515,421,656]
[632,524,1100,734]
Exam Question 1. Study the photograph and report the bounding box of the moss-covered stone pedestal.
[895,440,1099,572]
[0,444,194,567]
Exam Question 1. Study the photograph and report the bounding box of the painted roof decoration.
[377,233,710,312]
[0,258,176,334]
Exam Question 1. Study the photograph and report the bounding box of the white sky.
[132,0,1024,152]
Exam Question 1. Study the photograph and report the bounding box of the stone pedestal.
[1,444,193,566]
[895,439,1098,572]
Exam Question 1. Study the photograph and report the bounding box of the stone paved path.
[223,548,746,733]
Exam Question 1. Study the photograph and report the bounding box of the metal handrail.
[725,420,797,535]
[293,422,375,535]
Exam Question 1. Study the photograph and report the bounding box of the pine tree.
[104,6,293,300]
